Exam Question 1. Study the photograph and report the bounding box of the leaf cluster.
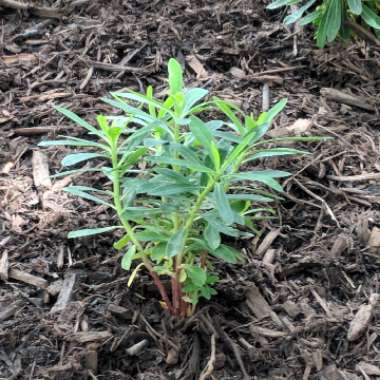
[267,0,380,47]
[40,58,315,313]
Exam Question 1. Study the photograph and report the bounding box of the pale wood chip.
[186,55,208,78]
[249,325,286,338]
[256,228,281,257]
[51,272,77,314]
[347,294,378,341]
[32,150,52,188]
[0,251,9,281]
[70,331,112,343]
[9,268,48,289]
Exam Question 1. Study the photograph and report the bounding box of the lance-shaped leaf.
[61,152,105,167]
[189,117,220,170]
[166,228,186,258]
[230,170,291,192]
[68,226,121,238]
[168,58,184,95]
[213,184,234,225]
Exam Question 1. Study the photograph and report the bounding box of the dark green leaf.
[210,244,242,264]
[213,184,234,225]
[63,186,114,208]
[166,228,185,257]
[362,5,380,30]
[204,223,221,250]
[231,170,291,192]
[186,266,207,287]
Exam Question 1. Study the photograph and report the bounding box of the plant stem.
[111,142,175,314]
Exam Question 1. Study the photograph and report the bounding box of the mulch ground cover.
[1,1,380,379]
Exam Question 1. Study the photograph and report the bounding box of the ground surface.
[1,1,380,379]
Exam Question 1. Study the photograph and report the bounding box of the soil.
[1,1,380,379]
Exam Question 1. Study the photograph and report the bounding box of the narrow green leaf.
[213,98,244,134]
[266,99,287,124]
[266,0,296,9]
[227,194,275,202]
[63,186,114,208]
[231,170,291,192]
[55,106,101,136]
[168,58,184,95]
[284,0,316,24]
[68,226,120,238]
[189,117,220,170]
[214,184,234,225]
[121,245,136,271]
[166,228,185,258]
[61,152,104,167]
[38,137,106,149]
[246,148,308,161]
[362,5,380,30]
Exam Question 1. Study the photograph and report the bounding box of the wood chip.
[126,339,149,356]
[319,365,345,380]
[246,284,282,326]
[256,228,281,257]
[249,325,287,338]
[20,92,72,103]
[0,301,20,321]
[368,227,380,252]
[286,118,312,134]
[1,53,38,65]
[108,304,130,317]
[356,362,380,376]
[9,268,48,289]
[51,272,77,314]
[321,87,377,112]
[32,150,52,188]
[329,234,350,259]
[186,55,208,78]
[0,251,9,281]
[347,294,378,341]
[70,331,112,343]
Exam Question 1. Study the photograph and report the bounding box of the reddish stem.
[147,269,175,315]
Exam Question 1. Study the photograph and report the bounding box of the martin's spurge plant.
[40,59,314,316]
[267,0,380,47]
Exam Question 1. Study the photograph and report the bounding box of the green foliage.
[267,0,380,47]
[40,58,310,316]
